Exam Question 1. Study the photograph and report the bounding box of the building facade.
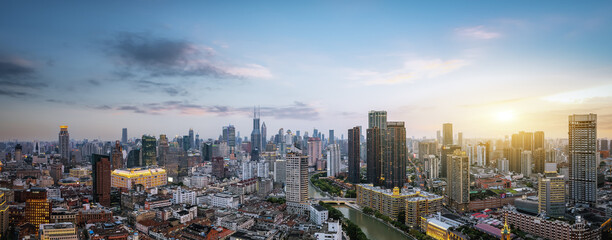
[568,114,598,205]
[348,127,360,183]
[111,167,167,189]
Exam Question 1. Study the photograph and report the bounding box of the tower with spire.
[501,213,511,240]
[250,106,262,161]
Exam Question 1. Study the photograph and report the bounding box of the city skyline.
[2,1,612,140]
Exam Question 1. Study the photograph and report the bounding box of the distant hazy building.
[286,152,309,215]
[158,134,169,167]
[538,163,565,217]
[327,144,341,178]
[250,108,262,160]
[212,157,224,179]
[534,131,545,150]
[111,141,123,170]
[308,138,322,168]
[476,144,487,167]
[533,148,545,174]
[521,150,532,178]
[14,144,22,163]
[274,159,286,183]
[59,125,70,163]
[92,154,111,207]
[383,121,406,189]
[568,114,598,205]
[348,127,360,183]
[122,128,128,144]
[141,135,157,166]
[446,150,469,212]
[188,128,195,150]
[497,158,509,173]
[457,132,463,147]
[442,123,453,146]
[329,129,335,145]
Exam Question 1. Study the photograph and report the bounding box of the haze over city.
[2,1,612,140]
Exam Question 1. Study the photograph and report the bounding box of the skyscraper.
[446,150,469,212]
[534,131,545,150]
[212,157,224,179]
[14,144,22,163]
[443,123,453,146]
[368,110,387,129]
[367,127,382,185]
[440,145,461,178]
[327,144,340,178]
[568,114,597,205]
[533,148,545,174]
[223,125,236,154]
[250,108,262,160]
[521,150,532,178]
[92,154,111,207]
[538,163,565,217]
[25,188,50,227]
[189,128,195,150]
[121,128,128,144]
[457,132,463,147]
[286,152,309,215]
[111,140,123,170]
[141,135,157,166]
[127,149,141,168]
[261,122,267,146]
[158,134,169,167]
[348,127,360,183]
[59,125,70,163]
[329,129,335,145]
[307,137,321,167]
[383,121,406,189]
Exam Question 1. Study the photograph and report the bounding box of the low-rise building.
[314,220,342,240]
[310,204,329,226]
[111,167,167,189]
[39,222,78,240]
[211,193,239,209]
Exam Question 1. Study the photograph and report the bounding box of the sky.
[1,1,612,141]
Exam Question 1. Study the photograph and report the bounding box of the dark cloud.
[0,89,31,98]
[104,32,271,80]
[98,101,319,120]
[87,79,101,86]
[46,99,76,105]
[0,54,45,88]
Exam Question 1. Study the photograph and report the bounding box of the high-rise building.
[436,130,441,144]
[158,134,169,167]
[274,159,286,183]
[367,127,382,185]
[568,114,597,205]
[223,125,236,154]
[534,131,545,150]
[126,149,141,168]
[189,128,195,150]
[121,128,128,144]
[457,132,463,147]
[383,121,406,189]
[440,145,461,178]
[368,110,387,129]
[286,152,309,215]
[476,144,487,167]
[307,138,322,167]
[329,129,335,145]
[111,141,123,170]
[425,155,440,179]
[533,148,545,174]
[212,157,224,179]
[538,163,565,217]
[59,125,70,163]
[92,154,111,207]
[327,144,341,178]
[141,135,157,166]
[202,142,212,162]
[506,147,522,173]
[521,150,532,178]
[39,222,78,240]
[25,188,51,227]
[250,108,262,160]
[261,122,267,147]
[600,139,609,151]
[446,150,469,212]
[0,191,8,236]
[348,127,360,183]
[443,123,453,146]
[14,144,22,163]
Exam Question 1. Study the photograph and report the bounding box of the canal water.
[309,180,410,240]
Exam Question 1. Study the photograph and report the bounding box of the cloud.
[455,26,501,40]
[98,101,319,120]
[0,89,31,98]
[105,32,272,79]
[0,54,45,88]
[352,58,469,85]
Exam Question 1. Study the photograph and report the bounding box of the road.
[407,157,425,188]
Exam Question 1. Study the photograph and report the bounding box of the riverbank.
[341,204,417,240]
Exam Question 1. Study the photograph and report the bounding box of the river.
[308,180,411,240]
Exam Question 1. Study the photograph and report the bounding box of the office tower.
[25,188,51,227]
[383,121,406,189]
[521,150,532,178]
[327,144,341,178]
[141,135,157,166]
[202,142,212,162]
[506,147,522,173]
[92,154,111,207]
[348,127,360,183]
[286,152,309,215]
[126,149,141,168]
[250,108,262,159]
[195,133,200,149]
[274,159,286,183]
[457,132,463,147]
[476,144,486,167]
[0,191,8,236]
[523,132,534,151]
[182,135,189,152]
[446,150,469,212]
[49,164,63,184]
[329,129,335,145]
[440,145,461,178]
[111,141,123,170]
[538,163,565,217]
[59,125,70,162]
[307,138,322,167]
[534,131,545,150]
[39,222,78,240]
[568,114,597,205]
[121,128,128,144]
[261,122,267,146]
[158,134,169,166]
[601,139,609,151]
[368,110,387,129]
[533,148,545,174]
[223,125,236,154]
[443,123,453,146]
[367,127,382,185]
[14,144,22,163]
[436,130,441,144]
[212,157,224,179]
[189,128,195,150]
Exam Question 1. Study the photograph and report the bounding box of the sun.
[496,110,515,122]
